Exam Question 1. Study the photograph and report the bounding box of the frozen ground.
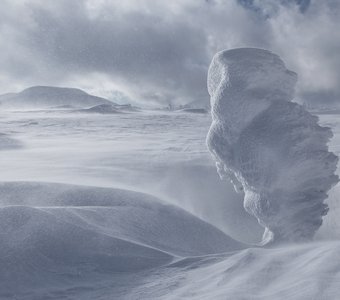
[0,109,339,299]
[0,110,262,243]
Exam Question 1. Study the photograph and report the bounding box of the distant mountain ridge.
[0,86,117,109]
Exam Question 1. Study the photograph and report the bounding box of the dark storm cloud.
[0,0,339,107]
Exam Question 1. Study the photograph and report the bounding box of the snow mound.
[0,205,173,298]
[207,48,339,244]
[78,104,122,114]
[0,86,116,110]
[115,104,141,112]
[0,205,172,272]
[77,103,139,114]
[0,182,246,297]
[0,182,245,257]
[134,241,340,300]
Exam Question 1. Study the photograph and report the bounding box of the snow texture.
[0,107,340,299]
[0,182,245,298]
[207,48,339,244]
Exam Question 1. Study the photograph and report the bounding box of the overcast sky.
[1,0,339,107]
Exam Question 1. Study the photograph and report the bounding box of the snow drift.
[131,241,340,300]
[78,104,122,114]
[2,183,339,299]
[207,48,339,244]
[0,182,246,298]
[0,132,22,150]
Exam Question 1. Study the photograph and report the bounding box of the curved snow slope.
[0,182,244,262]
[0,205,171,273]
[0,182,245,297]
[78,104,123,114]
[0,86,115,110]
[1,182,339,299]
[134,241,340,300]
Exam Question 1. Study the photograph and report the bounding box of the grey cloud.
[237,0,311,15]
[0,0,339,107]
[16,0,211,106]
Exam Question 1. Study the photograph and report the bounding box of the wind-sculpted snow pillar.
[206,48,339,245]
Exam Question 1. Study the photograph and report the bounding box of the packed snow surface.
[1,182,340,299]
[0,90,340,298]
[0,182,247,299]
[207,48,339,244]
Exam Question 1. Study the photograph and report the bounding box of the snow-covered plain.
[0,108,340,299]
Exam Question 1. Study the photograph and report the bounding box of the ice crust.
[207,48,339,244]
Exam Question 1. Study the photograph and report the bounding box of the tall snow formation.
[207,48,339,244]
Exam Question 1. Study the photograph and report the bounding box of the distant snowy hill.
[177,108,208,114]
[78,103,141,114]
[0,86,117,109]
